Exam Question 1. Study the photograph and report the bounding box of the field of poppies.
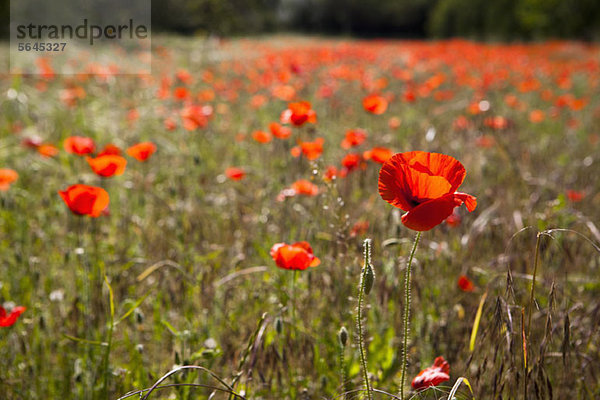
[1,36,599,399]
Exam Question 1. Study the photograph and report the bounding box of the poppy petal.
[401,194,458,231]
[399,151,466,193]
[454,192,477,212]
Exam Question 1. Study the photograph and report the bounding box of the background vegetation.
[1,0,600,39]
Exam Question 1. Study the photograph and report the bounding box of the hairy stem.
[357,239,373,400]
[399,231,421,400]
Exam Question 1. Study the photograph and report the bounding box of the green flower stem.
[357,239,373,400]
[399,231,421,400]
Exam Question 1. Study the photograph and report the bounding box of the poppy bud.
[338,326,348,347]
[275,317,283,334]
[134,308,144,324]
[362,238,375,295]
[363,264,375,295]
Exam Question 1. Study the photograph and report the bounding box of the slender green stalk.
[102,276,115,399]
[399,231,421,400]
[291,270,298,333]
[338,327,349,399]
[357,239,374,400]
[527,232,542,339]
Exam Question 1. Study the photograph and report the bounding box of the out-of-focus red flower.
[176,69,192,84]
[445,210,462,227]
[250,94,268,109]
[453,115,471,131]
[127,142,156,162]
[225,167,246,181]
[64,136,96,155]
[363,94,388,114]
[0,306,26,327]
[484,116,509,130]
[411,356,450,390]
[180,105,212,131]
[291,138,324,160]
[22,136,43,149]
[164,117,177,131]
[127,108,140,122]
[291,180,318,196]
[529,109,545,123]
[59,184,109,217]
[252,130,272,144]
[379,151,477,231]
[341,153,363,172]
[280,101,317,127]
[341,129,367,149]
[363,147,393,163]
[269,122,292,139]
[350,220,369,237]
[272,85,296,101]
[458,275,475,292]
[475,135,495,149]
[277,179,319,201]
[173,87,190,100]
[388,117,402,129]
[566,190,584,202]
[96,144,122,157]
[86,155,127,177]
[38,144,59,158]
[324,165,338,181]
[270,241,320,270]
[0,169,18,191]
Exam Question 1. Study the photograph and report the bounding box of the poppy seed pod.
[338,326,348,347]
[363,264,375,295]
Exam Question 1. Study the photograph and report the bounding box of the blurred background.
[1,0,600,40]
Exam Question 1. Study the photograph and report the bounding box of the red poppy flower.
[388,117,402,129]
[180,105,212,131]
[291,138,324,160]
[127,142,156,162]
[324,165,338,181]
[292,180,319,196]
[529,109,545,123]
[0,305,26,327]
[252,130,272,144]
[86,155,127,177]
[173,87,190,100]
[64,136,96,155]
[363,147,393,163]
[341,129,367,149]
[280,101,317,127]
[225,167,246,181]
[458,275,475,292]
[363,94,388,115]
[269,122,292,139]
[411,356,450,390]
[58,184,109,217]
[277,179,319,201]
[350,220,369,237]
[97,144,122,157]
[341,153,362,172]
[270,241,320,270]
[379,151,477,231]
[38,144,59,158]
[566,190,584,202]
[445,210,462,227]
[0,169,18,191]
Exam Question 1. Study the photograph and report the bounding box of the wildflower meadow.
[0,36,599,399]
